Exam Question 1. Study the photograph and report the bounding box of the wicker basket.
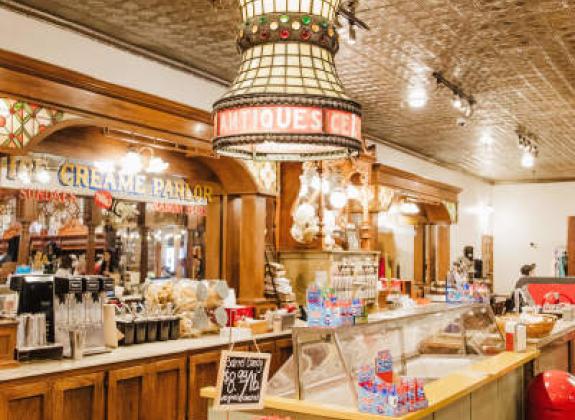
[496,314,556,339]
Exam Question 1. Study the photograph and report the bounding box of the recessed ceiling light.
[407,86,428,109]
[480,132,494,146]
[521,151,535,168]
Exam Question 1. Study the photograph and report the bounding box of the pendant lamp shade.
[212,0,363,161]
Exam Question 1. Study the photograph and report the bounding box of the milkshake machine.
[82,275,113,355]
[54,276,84,357]
[54,275,113,357]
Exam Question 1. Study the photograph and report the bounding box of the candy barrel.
[527,370,575,420]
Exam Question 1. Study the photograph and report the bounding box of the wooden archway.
[0,49,271,305]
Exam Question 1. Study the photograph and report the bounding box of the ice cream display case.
[268,303,505,414]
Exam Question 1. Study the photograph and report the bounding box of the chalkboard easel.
[214,350,272,411]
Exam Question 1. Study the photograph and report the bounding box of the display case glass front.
[268,303,504,409]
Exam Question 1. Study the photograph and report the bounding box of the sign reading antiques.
[1,156,211,206]
[215,105,362,141]
[214,350,271,411]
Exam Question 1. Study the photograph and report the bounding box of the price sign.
[214,350,271,411]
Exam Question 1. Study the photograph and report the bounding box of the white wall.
[0,8,226,111]
[492,182,575,294]
[373,144,493,262]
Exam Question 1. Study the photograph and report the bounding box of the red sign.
[152,202,206,216]
[215,105,362,141]
[94,190,113,210]
[19,189,77,203]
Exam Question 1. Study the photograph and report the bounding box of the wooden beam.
[373,163,461,203]
[0,49,212,143]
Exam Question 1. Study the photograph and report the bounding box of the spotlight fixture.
[36,164,51,185]
[118,146,169,175]
[433,71,476,119]
[516,127,539,169]
[120,148,143,175]
[337,1,370,45]
[399,200,420,215]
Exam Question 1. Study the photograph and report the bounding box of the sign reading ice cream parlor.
[1,155,211,206]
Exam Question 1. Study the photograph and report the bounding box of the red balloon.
[527,370,575,420]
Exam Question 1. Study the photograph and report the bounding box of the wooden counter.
[0,331,293,420]
[201,350,539,420]
[527,319,575,376]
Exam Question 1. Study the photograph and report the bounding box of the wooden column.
[16,196,37,266]
[137,203,148,283]
[185,221,195,279]
[437,225,451,282]
[238,194,266,302]
[226,197,241,293]
[83,198,101,275]
[413,225,425,296]
[205,197,222,279]
[568,217,575,276]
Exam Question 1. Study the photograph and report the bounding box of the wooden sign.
[214,350,271,411]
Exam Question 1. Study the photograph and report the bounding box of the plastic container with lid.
[169,317,181,340]
[134,318,147,344]
[117,320,135,346]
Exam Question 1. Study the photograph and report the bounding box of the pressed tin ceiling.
[3,0,575,182]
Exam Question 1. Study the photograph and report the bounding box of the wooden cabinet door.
[188,345,249,420]
[0,382,51,420]
[107,365,150,420]
[188,349,221,420]
[53,372,104,420]
[274,338,293,375]
[250,340,277,375]
[149,357,186,420]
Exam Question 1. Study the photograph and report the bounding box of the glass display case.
[268,303,504,409]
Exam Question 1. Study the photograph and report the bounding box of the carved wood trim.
[0,49,212,124]
[373,163,461,203]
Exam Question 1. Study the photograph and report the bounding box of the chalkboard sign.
[214,350,271,411]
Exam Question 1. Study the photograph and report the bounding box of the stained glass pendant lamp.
[212,0,363,161]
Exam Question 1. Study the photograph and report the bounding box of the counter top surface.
[528,319,575,348]
[201,350,539,420]
[0,330,290,383]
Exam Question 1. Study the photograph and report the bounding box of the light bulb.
[407,86,428,109]
[480,132,493,146]
[329,190,347,209]
[36,168,51,184]
[120,151,143,175]
[321,178,331,194]
[399,201,420,215]
[521,151,535,168]
[146,156,169,174]
[452,96,463,110]
[346,185,360,200]
[310,175,321,191]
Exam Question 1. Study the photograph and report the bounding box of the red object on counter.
[527,370,575,420]
[526,284,575,306]
[224,306,255,327]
